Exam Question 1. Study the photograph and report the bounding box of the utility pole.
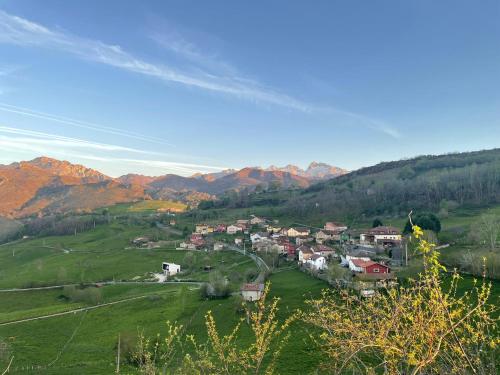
[116,333,121,374]
[405,242,408,266]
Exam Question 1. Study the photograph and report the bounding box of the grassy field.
[0,221,256,289]
[102,200,187,216]
[0,269,326,374]
[0,217,22,242]
[127,200,187,213]
[1,201,499,373]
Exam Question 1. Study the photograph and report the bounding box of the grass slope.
[0,269,326,374]
[0,222,254,289]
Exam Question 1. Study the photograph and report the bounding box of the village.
[144,214,406,301]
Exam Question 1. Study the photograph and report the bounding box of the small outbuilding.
[162,262,181,277]
[240,283,265,302]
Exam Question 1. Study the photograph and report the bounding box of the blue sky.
[0,0,499,176]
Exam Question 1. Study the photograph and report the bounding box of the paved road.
[226,244,270,283]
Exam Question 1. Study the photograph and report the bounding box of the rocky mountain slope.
[266,162,346,180]
[0,157,346,218]
[0,157,144,218]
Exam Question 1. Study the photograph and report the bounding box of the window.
[373,268,380,273]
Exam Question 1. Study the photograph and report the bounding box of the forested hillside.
[287,148,500,219]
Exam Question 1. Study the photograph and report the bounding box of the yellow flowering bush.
[301,224,499,374]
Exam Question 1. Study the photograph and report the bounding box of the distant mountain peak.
[18,156,109,181]
[264,162,347,180]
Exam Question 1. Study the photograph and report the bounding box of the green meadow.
[1,201,499,374]
[0,215,326,374]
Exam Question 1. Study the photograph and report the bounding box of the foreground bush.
[301,224,499,374]
[133,283,290,374]
[132,225,498,374]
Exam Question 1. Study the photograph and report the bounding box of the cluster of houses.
[157,215,405,299]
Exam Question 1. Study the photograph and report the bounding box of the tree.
[473,214,500,251]
[134,283,291,374]
[326,263,351,285]
[372,218,383,228]
[301,225,498,374]
[183,252,195,271]
[404,213,441,234]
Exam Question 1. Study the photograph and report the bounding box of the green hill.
[205,148,500,222]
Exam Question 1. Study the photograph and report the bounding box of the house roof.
[316,229,340,236]
[311,254,325,261]
[241,283,265,292]
[351,259,377,268]
[325,222,346,227]
[313,244,335,252]
[290,227,310,232]
[368,226,401,235]
[298,245,314,254]
[351,259,389,269]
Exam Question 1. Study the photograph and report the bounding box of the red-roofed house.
[241,283,265,301]
[349,259,390,274]
[214,224,227,233]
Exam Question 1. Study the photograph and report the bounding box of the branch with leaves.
[300,223,499,375]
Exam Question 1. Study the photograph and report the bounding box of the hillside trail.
[0,294,152,326]
[0,280,202,293]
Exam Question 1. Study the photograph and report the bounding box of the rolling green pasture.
[127,200,187,213]
[102,200,187,215]
[0,269,326,374]
[0,222,254,289]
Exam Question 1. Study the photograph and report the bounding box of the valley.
[0,149,499,374]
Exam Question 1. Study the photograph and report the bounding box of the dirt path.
[0,293,167,327]
[0,280,202,293]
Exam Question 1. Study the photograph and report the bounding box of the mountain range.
[0,157,346,218]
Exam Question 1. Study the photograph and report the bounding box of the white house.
[298,245,314,263]
[227,225,243,235]
[306,254,327,271]
[241,283,265,301]
[360,226,402,245]
[250,232,269,244]
[312,244,336,258]
[162,262,181,277]
[213,242,225,251]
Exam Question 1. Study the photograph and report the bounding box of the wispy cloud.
[0,125,227,175]
[0,10,311,112]
[0,102,173,146]
[0,9,401,138]
[149,31,237,76]
[327,108,401,139]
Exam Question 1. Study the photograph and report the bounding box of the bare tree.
[475,214,500,251]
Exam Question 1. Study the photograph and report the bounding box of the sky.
[0,0,499,177]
